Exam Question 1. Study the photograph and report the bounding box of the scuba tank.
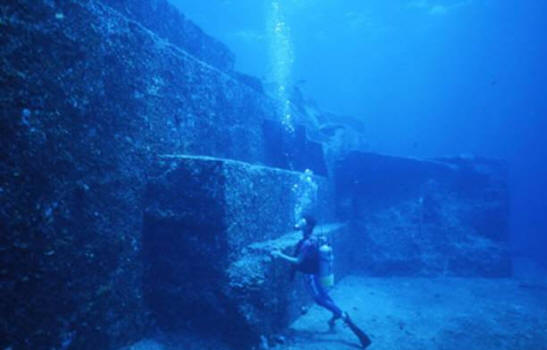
[318,239,334,288]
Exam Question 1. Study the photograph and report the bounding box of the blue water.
[170,0,547,266]
[6,2,547,349]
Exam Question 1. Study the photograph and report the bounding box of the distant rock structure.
[0,1,511,350]
[335,153,511,277]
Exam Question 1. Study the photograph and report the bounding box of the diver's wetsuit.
[296,238,343,318]
[306,274,343,317]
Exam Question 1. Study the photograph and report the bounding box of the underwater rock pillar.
[142,155,338,347]
[335,152,512,277]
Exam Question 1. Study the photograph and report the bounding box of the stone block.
[100,0,236,72]
[142,155,337,348]
[262,120,329,177]
[335,151,456,218]
[0,1,326,348]
[335,152,511,277]
[226,223,353,336]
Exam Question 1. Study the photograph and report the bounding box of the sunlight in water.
[268,0,295,133]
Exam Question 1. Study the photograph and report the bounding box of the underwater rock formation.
[335,152,511,277]
[0,1,325,349]
[142,155,337,348]
[263,120,328,176]
[0,0,512,349]
[100,0,235,73]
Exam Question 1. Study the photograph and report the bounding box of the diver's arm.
[271,250,303,265]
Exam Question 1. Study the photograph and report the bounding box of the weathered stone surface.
[0,1,326,349]
[0,0,328,172]
[335,152,511,277]
[335,152,456,217]
[142,156,336,348]
[144,155,333,251]
[226,223,353,337]
[100,0,235,72]
[0,1,513,349]
[263,120,329,177]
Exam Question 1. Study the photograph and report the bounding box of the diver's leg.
[308,275,343,318]
[307,277,371,348]
[305,275,340,331]
[312,275,344,330]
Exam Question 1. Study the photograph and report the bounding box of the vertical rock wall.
[99,0,235,72]
[335,152,511,277]
[0,1,326,349]
[142,156,336,348]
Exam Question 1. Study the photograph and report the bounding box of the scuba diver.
[271,215,372,348]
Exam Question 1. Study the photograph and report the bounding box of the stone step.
[145,154,333,254]
[335,151,512,277]
[142,155,335,348]
[225,223,354,341]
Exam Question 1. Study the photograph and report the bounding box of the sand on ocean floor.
[279,275,547,350]
[122,274,547,350]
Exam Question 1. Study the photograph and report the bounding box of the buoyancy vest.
[295,237,320,274]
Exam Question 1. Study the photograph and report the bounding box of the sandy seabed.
[281,276,547,350]
[124,273,547,350]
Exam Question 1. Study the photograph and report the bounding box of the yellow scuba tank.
[318,241,334,288]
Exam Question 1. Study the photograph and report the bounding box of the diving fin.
[343,313,372,348]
